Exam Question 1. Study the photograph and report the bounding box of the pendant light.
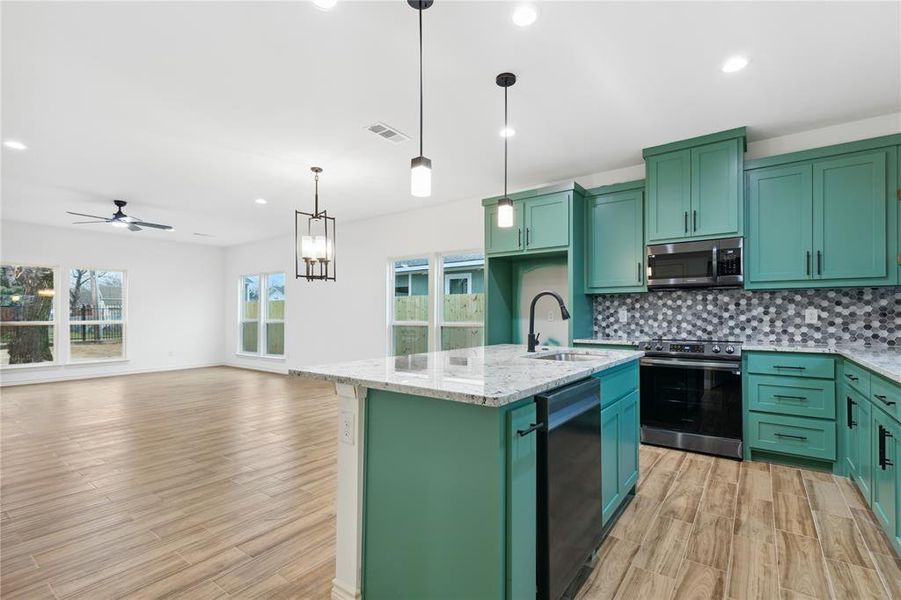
[295,167,337,282]
[496,72,516,228]
[409,0,433,197]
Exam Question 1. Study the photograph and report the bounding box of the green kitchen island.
[290,344,643,600]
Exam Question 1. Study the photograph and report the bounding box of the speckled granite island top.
[743,343,900,384]
[289,344,644,407]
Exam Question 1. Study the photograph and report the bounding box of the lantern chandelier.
[295,166,336,281]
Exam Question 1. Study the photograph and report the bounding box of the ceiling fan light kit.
[66,199,173,232]
[295,166,337,282]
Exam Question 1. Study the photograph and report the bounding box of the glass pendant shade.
[295,167,336,281]
[497,198,514,228]
[410,156,432,198]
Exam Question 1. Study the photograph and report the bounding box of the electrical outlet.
[340,410,354,445]
[547,310,554,322]
[618,308,628,324]
[804,308,819,324]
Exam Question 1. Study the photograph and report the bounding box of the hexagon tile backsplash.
[593,287,899,346]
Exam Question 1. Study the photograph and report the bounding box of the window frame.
[236,271,286,360]
[0,262,61,369]
[437,252,485,351]
[387,255,433,356]
[66,267,128,364]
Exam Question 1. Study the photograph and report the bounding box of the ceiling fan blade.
[131,221,173,230]
[67,211,109,220]
[128,224,143,232]
[72,220,110,224]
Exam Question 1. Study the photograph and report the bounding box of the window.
[239,272,285,357]
[69,269,125,361]
[387,252,484,355]
[0,265,56,366]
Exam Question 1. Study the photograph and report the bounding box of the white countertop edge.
[290,350,644,407]
[743,344,900,384]
[572,338,640,347]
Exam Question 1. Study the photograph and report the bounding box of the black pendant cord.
[504,85,508,198]
[314,171,319,216]
[418,5,423,158]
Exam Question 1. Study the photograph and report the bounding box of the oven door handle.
[640,357,741,372]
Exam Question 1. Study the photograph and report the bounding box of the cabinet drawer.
[748,412,836,461]
[871,374,900,422]
[597,361,639,409]
[841,361,871,397]
[746,353,835,380]
[747,374,836,420]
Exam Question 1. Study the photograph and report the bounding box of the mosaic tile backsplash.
[593,287,900,346]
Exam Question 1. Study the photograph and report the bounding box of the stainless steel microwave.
[646,237,743,289]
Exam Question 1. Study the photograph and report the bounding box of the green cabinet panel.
[871,407,898,548]
[747,164,814,283]
[599,360,640,409]
[747,374,835,420]
[600,400,621,525]
[485,203,523,255]
[690,139,741,237]
[586,190,645,293]
[746,352,835,380]
[813,151,888,280]
[843,385,873,503]
[871,374,900,422]
[747,412,837,461]
[618,391,640,494]
[646,149,691,242]
[841,360,872,397]
[524,193,570,251]
[506,402,537,600]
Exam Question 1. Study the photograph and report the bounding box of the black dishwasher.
[535,378,602,600]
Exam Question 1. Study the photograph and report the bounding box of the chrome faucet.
[527,290,571,352]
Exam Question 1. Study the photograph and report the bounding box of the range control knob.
[711,345,721,353]
[655,344,664,351]
[644,343,652,350]
[725,345,735,354]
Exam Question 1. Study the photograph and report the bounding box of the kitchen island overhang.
[290,344,643,600]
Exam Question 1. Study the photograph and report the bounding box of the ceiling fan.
[67,200,174,232]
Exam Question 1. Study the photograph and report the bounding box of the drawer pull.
[774,432,808,441]
[844,373,859,382]
[517,422,546,437]
[774,365,805,370]
[773,394,807,401]
[874,394,897,407]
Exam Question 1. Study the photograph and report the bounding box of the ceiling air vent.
[366,122,410,145]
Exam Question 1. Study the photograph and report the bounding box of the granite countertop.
[743,343,900,384]
[289,344,644,407]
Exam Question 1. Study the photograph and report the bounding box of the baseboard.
[0,362,225,387]
[223,360,289,375]
[331,578,361,600]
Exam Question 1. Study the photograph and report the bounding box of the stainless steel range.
[639,339,743,459]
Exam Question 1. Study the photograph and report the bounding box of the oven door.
[646,240,715,288]
[639,357,743,457]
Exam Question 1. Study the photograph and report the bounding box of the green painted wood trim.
[744,134,901,171]
[747,449,841,474]
[642,127,747,158]
[482,181,585,205]
[584,179,646,197]
[568,192,594,341]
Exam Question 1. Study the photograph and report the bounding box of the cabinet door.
[506,403,537,599]
[872,409,897,537]
[617,391,639,494]
[747,164,813,283]
[485,202,523,255]
[600,401,621,525]
[690,139,741,237]
[524,193,570,251]
[856,394,873,502]
[813,151,888,280]
[646,149,691,242]
[586,190,644,291]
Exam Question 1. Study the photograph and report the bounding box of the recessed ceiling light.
[499,127,516,138]
[255,197,267,205]
[312,0,337,10]
[512,5,538,27]
[3,140,27,150]
[722,55,749,73]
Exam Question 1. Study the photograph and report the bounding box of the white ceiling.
[2,1,899,246]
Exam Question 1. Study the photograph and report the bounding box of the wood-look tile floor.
[1,367,338,599]
[576,445,901,600]
[3,368,899,599]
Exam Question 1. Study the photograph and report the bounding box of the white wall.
[0,221,225,385]
[223,112,901,373]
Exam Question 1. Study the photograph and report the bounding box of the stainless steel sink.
[529,351,603,362]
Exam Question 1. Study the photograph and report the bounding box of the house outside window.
[239,272,285,358]
[0,264,57,366]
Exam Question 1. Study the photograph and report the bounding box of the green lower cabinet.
[600,389,639,525]
[506,402,537,600]
[585,189,645,293]
[843,385,873,502]
[617,391,640,494]
[747,412,837,461]
[747,374,835,420]
[871,407,899,554]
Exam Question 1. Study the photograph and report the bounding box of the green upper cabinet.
[485,203,523,254]
[644,128,745,243]
[813,151,887,281]
[585,185,645,293]
[646,150,691,241]
[524,192,569,251]
[745,143,898,289]
[747,164,813,283]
